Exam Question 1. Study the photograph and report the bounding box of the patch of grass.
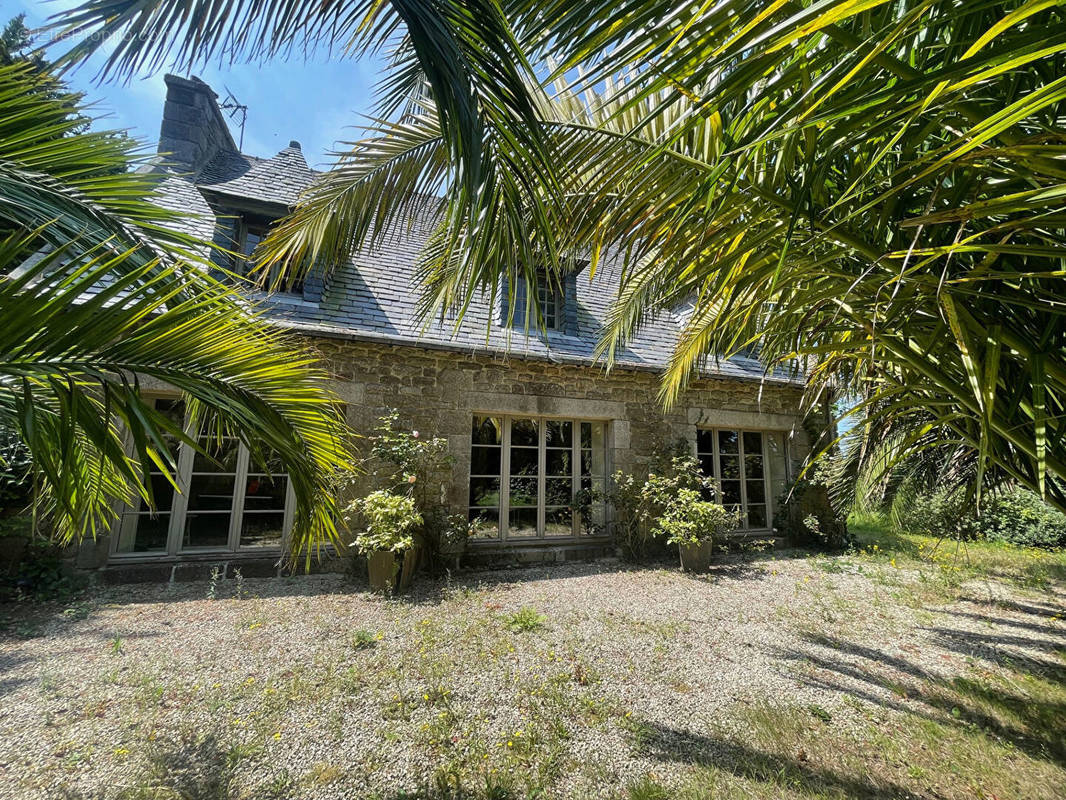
[807,703,832,723]
[635,632,1066,800]
[626,775,671,800]
[303,761,345,787]
[850,513,1066,595]
[502,606,546,633]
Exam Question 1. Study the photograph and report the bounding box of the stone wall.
[84,336,809,573]
[315,337,810,515]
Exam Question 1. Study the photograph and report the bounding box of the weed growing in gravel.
[503,606,547,633]
[627,775,671,800]
[234,568,246,600]
[62,601,92,620]
[807,703,832,722]
[351,628,380,649]
[303,761,345,787]
[207,566,221,600]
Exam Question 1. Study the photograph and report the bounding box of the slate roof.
[197,145,315,207]
[152,142,800,386]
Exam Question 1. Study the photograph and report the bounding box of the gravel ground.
[0,550,1063,799]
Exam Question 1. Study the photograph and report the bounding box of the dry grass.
[0,525,1063,799]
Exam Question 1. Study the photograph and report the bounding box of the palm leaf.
[0,63,353,565]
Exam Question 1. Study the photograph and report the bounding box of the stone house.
[80,75,812,576]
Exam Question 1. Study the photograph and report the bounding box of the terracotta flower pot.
[679,539,714,573]
[367,546,421,593]
[366,550,399,592]
[398,545,422,590]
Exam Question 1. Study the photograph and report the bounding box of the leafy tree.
[0,13,43,68]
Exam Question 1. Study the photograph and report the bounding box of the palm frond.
[0,62,353,565]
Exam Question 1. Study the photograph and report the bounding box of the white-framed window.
[469,415,609,541]
[695,428,791,530]
[112,396,294,557]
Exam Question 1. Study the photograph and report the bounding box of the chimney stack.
[158,75,238,172]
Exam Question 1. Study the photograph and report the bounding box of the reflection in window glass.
[116,398,185,554]
[116,399,292,557]
[468,416,608,540]
[469,416,503,538]
[696,428,784,531]
[472,415,504,445]
[767,432,791,526]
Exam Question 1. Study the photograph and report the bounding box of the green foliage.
[0,63,353,564]
[360,411,462,566]
[781,458,853,552]
[348,490,422,555]
[655,488,737,547]
[626,776,670,800]
[976,490,1066,550]
[892,484,1066,551]
[0,536,84,602]
[56,0,554,303]
[351,629,380,650]
[0,14,41,69]
[597,455,717,561]
[503,606,547,633]
[364,411,453,495]
[894,488,980,542]
[0,426,32,510]
[206,566,222,601]
[0,514,31,537]
[184,0,1066,519]
[438,513,478,555]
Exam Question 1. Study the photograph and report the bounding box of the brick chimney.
[158,75,238,172]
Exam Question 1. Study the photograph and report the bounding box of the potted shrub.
[349,490,422,592]
[361,411,459,573]
[657,488,738,573]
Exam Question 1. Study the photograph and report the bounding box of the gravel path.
[0,551,1063,799]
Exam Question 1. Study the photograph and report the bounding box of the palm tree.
[52,1,1066,511]
[0,63,352,565]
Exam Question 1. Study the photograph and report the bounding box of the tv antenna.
[220,88,248,150]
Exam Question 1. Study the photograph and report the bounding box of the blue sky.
[13,0,382,168]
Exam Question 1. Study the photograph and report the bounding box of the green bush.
[0,535,84,602]
[894,488,979,541]
[346,490,422,555]
[360,410,460,569]
[893,486,1065,550]
[976,490,1066,549]
[655,488,738,546]
[593,455,718,561]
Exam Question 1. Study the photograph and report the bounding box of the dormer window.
[227,212,303,296]
[536,277,561,330]
[235,218,267,275]
[501,269,574,333]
